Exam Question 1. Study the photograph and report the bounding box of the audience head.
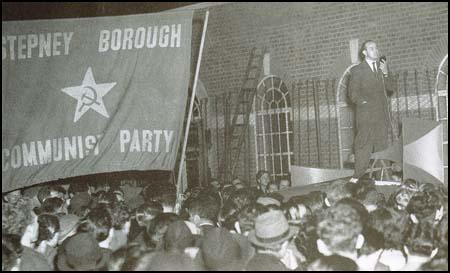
[279,179,291,190]
[231,177,245,190]
[68,182,89,197]
[163,220,195,253]
[35,197,67,215]
[248,210,299,258]
[351,179,380,212]
[358,226,385,256]
[209,178,221,191]
[3,189,22,204]
[294,216,321,262]
[256,170,271,193]
[37,185,67,204]
[404,220,439,258]
[337,197,369,227]
[234,203,266,235]
[356,226,385,270]
[304,191,329,212]
[266,181,279,193]
[2,197,34,236]
[2,234,23,271]
[135,201,163,227]
[284,199,314,225]
[402,178,420,193]
[88,181,110,195]
[406,191,442,222]
[67,192,91,218]
[146,212,180,250]
[108,202,130,230]
[317,203,364,256]
[78,206,112,242]
[201,227,244,270]
[326,180,353,206]
[308,254,359,271]
[389,188,413,211]
[36,213,60,247]
[152,193,177,213]
[140,251,202,271]
[56,232,112,271]
[369,207,409,250]
[185,192,221,225]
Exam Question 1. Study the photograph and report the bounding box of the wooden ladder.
[219,47,265,184]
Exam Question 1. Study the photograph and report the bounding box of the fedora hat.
[56,232,111,271]
[256,196,281,207]
[247,210,299,249]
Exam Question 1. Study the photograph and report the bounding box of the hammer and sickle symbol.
[78,86,100,113]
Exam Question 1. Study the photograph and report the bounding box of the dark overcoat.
[347,61,395,152]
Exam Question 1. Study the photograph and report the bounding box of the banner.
[2,10,194,192]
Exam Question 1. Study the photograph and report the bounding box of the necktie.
[372,62,377,74]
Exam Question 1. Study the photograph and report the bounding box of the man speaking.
[347,40,395,183]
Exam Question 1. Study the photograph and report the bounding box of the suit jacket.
[347,61,395,151]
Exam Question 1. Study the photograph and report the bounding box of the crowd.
[2,170,448,271]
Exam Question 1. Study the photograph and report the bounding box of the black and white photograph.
[2,2,448,271]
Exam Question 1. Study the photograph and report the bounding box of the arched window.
[435,54,448,184]
[254,75,293,180]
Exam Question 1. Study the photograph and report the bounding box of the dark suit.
[347,61,395,178]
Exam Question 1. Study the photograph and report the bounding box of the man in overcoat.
[347,40,395,183]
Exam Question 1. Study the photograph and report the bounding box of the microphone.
[380,56,386,63]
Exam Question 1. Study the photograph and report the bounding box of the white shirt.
[365,59,377,73]
[378,249,406,271]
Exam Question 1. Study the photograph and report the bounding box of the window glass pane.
[272,134,280,153]
[273,154,281,175]
[257,136,265,155]
[281,134,288,152]
[266,156,274,174]
[265,90,274,104]
[263,114,272,133]
[274,89,283,103]
[438,96,447,119]
[444,143,448,166]
[443,120,448,142]
[256,114,263,131]
[282,155,290,173]
[271,101,278,110]
[279,112,287,132]
[271,114,279,133]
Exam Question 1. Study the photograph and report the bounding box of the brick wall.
[189,2,448,183]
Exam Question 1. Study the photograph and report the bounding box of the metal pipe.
[306,80,311,165]
[313,80,322,167]
[395,73,401,131]
[426,69,435,120]
[214,96,220,179]
[297,81,302,166]
[403,71,409,117]
[325,79,332,167]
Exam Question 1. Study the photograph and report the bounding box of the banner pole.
[175,10,210,213]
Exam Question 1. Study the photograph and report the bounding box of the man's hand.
[380,59,388,76]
